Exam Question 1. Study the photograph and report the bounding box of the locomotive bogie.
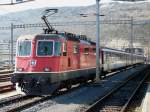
[12,68,96,94]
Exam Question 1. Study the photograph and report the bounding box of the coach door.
[62,41,72,70]
[67,41,80,70]
[73,43,80,69]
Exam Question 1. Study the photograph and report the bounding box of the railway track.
[83,65,150,112]
[0,70,13,74]
[0,71,14,93]
[0,72,14,93]
[0,84,14,93]
[0,82,88,112]
[0,69,13,82]
[0,95,45,112]
[0,74,11,82]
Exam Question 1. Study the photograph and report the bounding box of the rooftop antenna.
[41,8,58,34]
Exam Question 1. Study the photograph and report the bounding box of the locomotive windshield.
[17,41,31,56]
[37,41,53,56]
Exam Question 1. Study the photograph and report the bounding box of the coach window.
[62,42,67,56]
[54,42,61,56]
[84,48,89,55]
[73,45,79,54]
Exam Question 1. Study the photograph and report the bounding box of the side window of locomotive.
[92,48,96,55]
[37,41,53,56]
[73,45,79,54]
[54,42,61,56]
[17,41,31,56]
[84,48,89,55]
[62,42,67,56]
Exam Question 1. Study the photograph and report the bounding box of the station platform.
[142,83,150,112]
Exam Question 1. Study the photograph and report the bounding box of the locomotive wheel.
[66,81,72,90]
[66,84,72,90]
[91,78,95,83]
[80,79,87,85]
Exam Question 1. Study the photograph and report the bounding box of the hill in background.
[0,1,150,53]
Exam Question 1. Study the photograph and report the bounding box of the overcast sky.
[0,0,112,15]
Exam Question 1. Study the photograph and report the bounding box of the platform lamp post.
[95,0,101,82]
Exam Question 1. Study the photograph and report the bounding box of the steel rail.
[0,71,13,82]
[0,84,14,93]
[0,95,29,108]
[0,71,13,74]
[0,94,47,112]
[6,96,50,112]
[0,73,13,82]
[0,74,11,80]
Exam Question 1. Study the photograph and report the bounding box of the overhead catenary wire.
[0,19,149,30]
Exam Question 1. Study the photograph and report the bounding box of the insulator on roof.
[78,35,87,41]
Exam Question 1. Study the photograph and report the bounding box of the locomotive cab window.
[54,42,61,56]
[37,41,53,56]
[17,40,31,56]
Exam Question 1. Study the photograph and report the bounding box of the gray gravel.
[22,65,146,112]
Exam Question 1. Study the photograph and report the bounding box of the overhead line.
[0,19,150,30]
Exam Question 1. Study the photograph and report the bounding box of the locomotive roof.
[17,33,96,45]
[17,34,60,40]
[17,34,36,40]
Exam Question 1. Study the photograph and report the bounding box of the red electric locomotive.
[12,33,97,94]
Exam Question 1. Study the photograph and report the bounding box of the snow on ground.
[22,65,146,112]
[142,83,150,112]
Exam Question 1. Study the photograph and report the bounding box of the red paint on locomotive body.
[15,33,97,73]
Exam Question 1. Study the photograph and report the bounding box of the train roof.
[17,34,36,40]
[17,35,145,58]
[102,47,144,57]
[17,33,96,45]
[17,34,60,40]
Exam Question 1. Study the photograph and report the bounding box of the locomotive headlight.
[17,68,23,72]
[31,60,36,66]
[44,68,50,72]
